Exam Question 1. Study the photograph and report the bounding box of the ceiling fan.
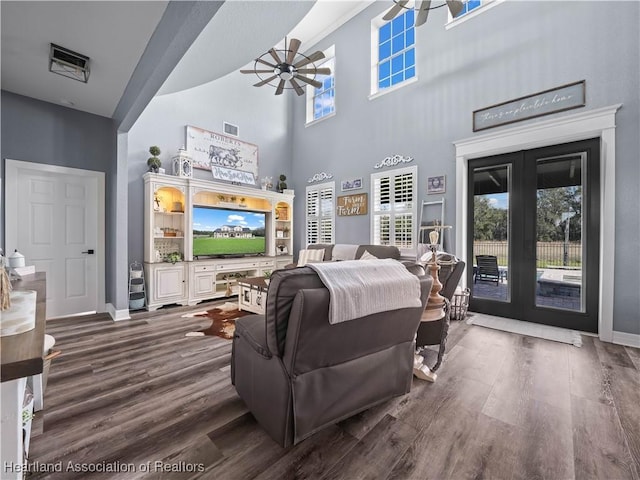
[240,38,331,96]
[383,0,464,27]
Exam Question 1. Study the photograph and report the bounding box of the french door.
[467,138,600,332]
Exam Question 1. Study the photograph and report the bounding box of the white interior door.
[5,160,105,318]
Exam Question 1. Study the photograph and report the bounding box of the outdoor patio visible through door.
[467,138,600,333]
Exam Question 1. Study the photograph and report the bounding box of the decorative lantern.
[172,146,193,178]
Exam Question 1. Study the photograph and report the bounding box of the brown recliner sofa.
[231,265,433,447]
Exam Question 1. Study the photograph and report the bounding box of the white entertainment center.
[143,173,293,311]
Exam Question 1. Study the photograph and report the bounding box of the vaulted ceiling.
[1,1,372,121]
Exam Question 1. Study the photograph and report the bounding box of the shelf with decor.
[142,173,293,310]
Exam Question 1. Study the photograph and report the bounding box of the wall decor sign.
[341,177,363,191]
[427,175,446,195]
[374,154,414,169]
[337,193,368,216]
[186,125,258,185]
[473,80,586,132]
[307,172,334,183]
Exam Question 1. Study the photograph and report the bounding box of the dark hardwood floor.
[26,304,640,480]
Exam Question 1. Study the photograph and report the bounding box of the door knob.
[82,249,95,254]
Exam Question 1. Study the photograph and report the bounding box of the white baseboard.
[106,303,131,322]
[612,331,640,348]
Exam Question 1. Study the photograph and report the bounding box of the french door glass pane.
[535,154,585,312]
[472,165,510,302]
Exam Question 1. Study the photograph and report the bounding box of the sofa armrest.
[234,314,272,358]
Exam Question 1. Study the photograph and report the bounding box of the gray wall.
[127,70,294,265]
[0,90,118,304]
[289,1,640,334]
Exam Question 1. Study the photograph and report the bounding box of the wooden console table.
[1,272,46,479]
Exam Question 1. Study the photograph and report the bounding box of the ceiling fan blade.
[294,51,325,68]
[446,0,464,17]
[286,38,302,64]
[240,69,274,74]
[275,79,286,95]
[382,0,409,21]
[296,68,332,75]
[289,78,305,96]
[253,75,278,87]
[256,57,277,68]
[268,48,283,65]
[294,74,322,89]
[415,0,432,26]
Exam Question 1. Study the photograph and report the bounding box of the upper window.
[306,47,335,125]
[447,0,503,27]
[455,0,483,17]
[371,9,416,96]
[306,182,335,245]
[370,166,417,255]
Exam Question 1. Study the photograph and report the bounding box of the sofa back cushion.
[355,245,401,260]
[282,274,432,375]
[306,243,401,261]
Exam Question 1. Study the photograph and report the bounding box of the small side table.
[237,277,268,315]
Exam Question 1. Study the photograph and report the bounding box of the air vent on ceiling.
[223,122,239,137]
[49,43,90,83]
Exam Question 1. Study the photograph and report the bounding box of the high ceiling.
[1,1,169,118]
[1,1,374,119]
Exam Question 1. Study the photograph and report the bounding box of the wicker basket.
[451,287,470,321]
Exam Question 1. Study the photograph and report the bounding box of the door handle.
[82,249,95,254]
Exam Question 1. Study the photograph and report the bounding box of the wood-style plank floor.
[27,304,640,480]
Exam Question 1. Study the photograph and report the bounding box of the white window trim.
[305,181,336,246]
[305,45,336,126]
[445,0,505,30]
[370,10,418,98]
[370,165,418,256]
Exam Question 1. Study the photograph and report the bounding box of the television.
[192,206,266,258]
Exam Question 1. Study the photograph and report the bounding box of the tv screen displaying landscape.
[192,206,266,257]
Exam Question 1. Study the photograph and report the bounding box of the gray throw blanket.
[308,259,422,324]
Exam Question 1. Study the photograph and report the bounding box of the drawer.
[260,260,275,268]
[216,262,259,271]
[194,265,215,273]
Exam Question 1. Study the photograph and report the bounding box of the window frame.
[305,45,336,126]
[369,8,418,99]
[446,0,504,29]
[305,181,336,246]
[370,165,418,256]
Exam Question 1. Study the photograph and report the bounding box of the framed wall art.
[341,177,363,191]
[427,175,446,195]
[336,193,368,216]
[186,125,258,185]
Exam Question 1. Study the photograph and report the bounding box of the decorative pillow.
[297,249,325,267]
[359,250,379,260]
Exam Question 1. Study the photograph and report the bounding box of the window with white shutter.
[370,166,417,254]
[306,182,335,245]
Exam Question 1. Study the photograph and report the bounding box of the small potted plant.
[277,174,287,192]
[165,251,182,264]
[147,146,162,173]
[263,270,272,285]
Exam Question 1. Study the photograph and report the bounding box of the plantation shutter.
[370,166,417,253]
[306,182,335,245]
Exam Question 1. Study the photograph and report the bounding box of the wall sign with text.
[473,80,586,132]
[186,125,258,185]
[336,193,368,216]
